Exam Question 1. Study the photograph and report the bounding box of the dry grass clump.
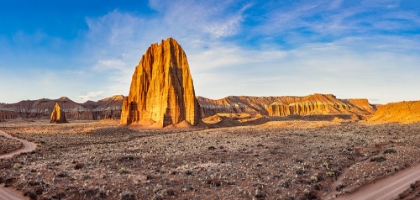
[0,135,22,154]
[1,120,420,199]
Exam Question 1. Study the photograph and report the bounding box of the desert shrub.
[165,188,176,196]
[206,179,222,187]
[12,163,23,170]
[310,175,318,182]
[4,178,15,187]
[384,149,397,154]
[322,162,329,169]
[56,171,68,178]
[370,156,386,162]
[119,168,130,174]
[326,171,335,177]
[336,183,346,191]
[254,189,267,199]
[121,193,136,200]
[23,190,37,200]
[74,163,84,170]
[208,146,216,150]
[296,168,305,175]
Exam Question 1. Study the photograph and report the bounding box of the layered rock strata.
[198,94,376,118]
[120,38,201,127]
[0,96,123,121]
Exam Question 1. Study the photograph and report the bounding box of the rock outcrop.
[120,38,201,127]
[369,100,420,123]
[198,94,376,118]
[83,95,124,120]
[50,102,67,123]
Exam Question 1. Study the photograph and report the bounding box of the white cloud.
[78,91,104,103]
[148,0,250,38]
[94,59,126,71]
[77,1,420,104]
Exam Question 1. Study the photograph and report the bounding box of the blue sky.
[0,0,419,104]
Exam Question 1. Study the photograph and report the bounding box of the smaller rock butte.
[120,38,201,127]
[369,100,420,123]
[50,102,68,123]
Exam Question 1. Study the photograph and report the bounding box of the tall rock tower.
[120,38,201,127]
[50,102,68,123]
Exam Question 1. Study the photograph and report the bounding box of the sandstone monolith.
[120,38,201,127]
[50,102,67,123]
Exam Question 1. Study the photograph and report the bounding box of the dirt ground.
[1,119,420,200]
[0,135,22,155]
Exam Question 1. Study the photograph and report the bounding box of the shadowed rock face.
[120,38,201,127]
[50,102,67,123]
[369,100,420,123]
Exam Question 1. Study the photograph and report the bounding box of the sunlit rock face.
[50,102,68,123]
[120,38,201,127]
[369,101,420,123]
[198,94,376,117]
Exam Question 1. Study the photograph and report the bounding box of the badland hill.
[0,95,123,121]
[198,93,376,118]
[369,100,420,123]
[120,38,201,127]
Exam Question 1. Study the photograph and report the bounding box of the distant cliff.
[0,95,123,121]
[1,93,377,122]
[198,93,376,118]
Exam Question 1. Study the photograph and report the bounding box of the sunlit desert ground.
[1,120,420,199]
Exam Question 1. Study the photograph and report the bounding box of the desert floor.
[1,119,420,200]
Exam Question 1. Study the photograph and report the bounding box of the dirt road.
[336,163,420,200]
[0,130,35,200]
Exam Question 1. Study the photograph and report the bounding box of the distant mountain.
[198,93,376,118]
[1,93,377,122]
[0,95,124,121]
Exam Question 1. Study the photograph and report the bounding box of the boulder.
[120,38,201,127]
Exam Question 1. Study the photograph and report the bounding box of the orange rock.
[50,102,68,123]
[120,38,201,127]
[369,100,420,123]
[199,94,376,117]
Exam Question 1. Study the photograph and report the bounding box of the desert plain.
[1,118,420,200]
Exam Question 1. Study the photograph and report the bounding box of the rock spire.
[50,102,67,123]
[120,38,201,127]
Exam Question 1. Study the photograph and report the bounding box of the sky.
[0,0,419,104]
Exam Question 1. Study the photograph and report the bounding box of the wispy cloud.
[74,0,420,104]
[78,91,104,103]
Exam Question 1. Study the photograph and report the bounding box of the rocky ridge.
[0,95,123,121]
[369,100,420,123]
[198,93,376,118]
[120,38,201,127]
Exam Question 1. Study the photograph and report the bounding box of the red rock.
[120,38,201,127]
